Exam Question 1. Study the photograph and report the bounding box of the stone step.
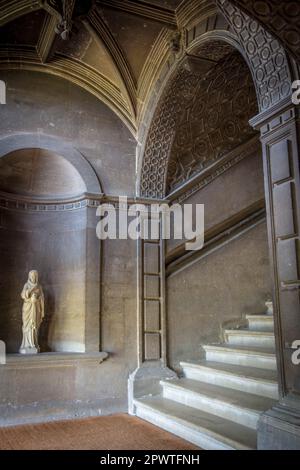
[160,378,276,430]
[180,361,279,399]
[203,344,277,370]
[246,315,274,332]
[224,329,275,349]
[134,396,257,450]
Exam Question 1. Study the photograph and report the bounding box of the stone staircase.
[134,307,278,450]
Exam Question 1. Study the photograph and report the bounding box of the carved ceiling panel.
[225,0,300,63]
[166,51,258,193]
[193,40,235,62]
[140,42,258,199]
[140,66,199,198]
[216,0,292,111]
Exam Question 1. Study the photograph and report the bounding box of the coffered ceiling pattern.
[223,0,300,63]
[166,50,258,193]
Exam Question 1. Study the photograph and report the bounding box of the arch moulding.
[0,133,102,196]
[138,1,293,199]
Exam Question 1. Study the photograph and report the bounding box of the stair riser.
[247,320,274,332]
[162,385,259,430]
[182,366,279,400]
[225,334,275,349]
[135,404,251,450]
[205,350,277,370]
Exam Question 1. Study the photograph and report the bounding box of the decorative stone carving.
[224,0,300,63]
[265,300,273,316]
[216,0,292,111]
[19,270,44,354]
[192,40,234,63]
[140,49,258,198]
[170,137,260,204]
[169,32,182,54]
[140,66,199,198]
[140,2,293,199]
[167,51,258,193]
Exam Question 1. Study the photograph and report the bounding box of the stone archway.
[139,2,300,448]
[139,3,292,200]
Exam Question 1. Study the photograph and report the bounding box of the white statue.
[19,270,44,354]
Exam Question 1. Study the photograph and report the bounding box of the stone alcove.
[0,136,102,354]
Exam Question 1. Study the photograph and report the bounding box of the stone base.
[0,398,126,427]
[19,347,38,355]
[128,362,177,415]
[258,396,300,450]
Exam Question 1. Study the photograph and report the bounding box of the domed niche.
[0,148,89,353]
[0,148,87,199]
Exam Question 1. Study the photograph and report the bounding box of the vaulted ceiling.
[0,0,217,136]
[0,1,299,139]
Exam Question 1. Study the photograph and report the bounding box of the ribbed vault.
[0,0,217,136]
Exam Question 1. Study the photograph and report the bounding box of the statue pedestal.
[19,347,38,355]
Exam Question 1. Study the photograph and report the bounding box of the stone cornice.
[249,96,294,131]
[4,352,109,369]
[0,191,168,213]
[0,191,90,212]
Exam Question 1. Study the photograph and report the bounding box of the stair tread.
[161,378,276,413]
[181,360,278,383]
[204,343,276,355]
[246,314,274,319]
[135,396,257,450]
[224,329,274,336]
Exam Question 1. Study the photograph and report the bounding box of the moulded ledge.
[1,351,109,369]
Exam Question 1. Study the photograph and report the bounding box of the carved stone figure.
[19,270,44,354]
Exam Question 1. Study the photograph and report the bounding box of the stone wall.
[166,153,272,371]
[0,68,273,422]
[0,70,138,423]
[0,207,87,354]
[0,71,136,196]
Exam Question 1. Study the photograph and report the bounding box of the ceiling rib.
[36,12,58,63]
[137,28,172,124]
[176,0,217,28]
[0,0,41,27]
[85,7,137,118]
